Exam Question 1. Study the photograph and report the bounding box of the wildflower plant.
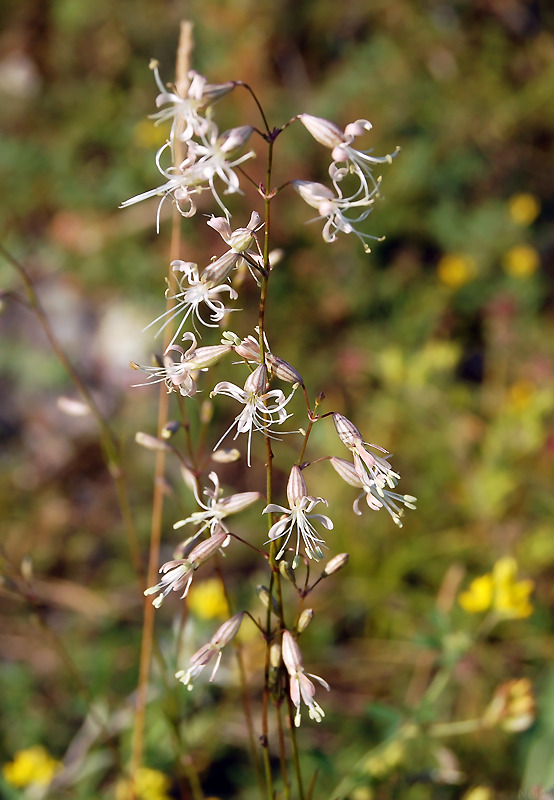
[124,33,418,799]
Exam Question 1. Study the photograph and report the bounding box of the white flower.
[145,260,238,346]
[232,329,303,384]
[332,413,400,489]
[144,531,227,608]
[211,364,295,466]
[130,332,231,396]
[263,465,333,561]
[149,60,234,151]
[121,124,255,226]
[203,212,264,283]
[176,612,244,690]
[330,456,416,528]
[299,113,399,198]
[292,180,382,253]
[173,471,261,539]
[282,630,330,726]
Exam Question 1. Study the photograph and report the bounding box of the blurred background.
[1,0,554,797]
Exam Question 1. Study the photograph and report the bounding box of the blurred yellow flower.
[508,193,541,226]
[116,767,172,800]
[459,557,534,618]
[364,739,404,777]
[462,787,494,800]
[507,380,536,411]
[502,244,539,278]
[458,574,493,613]
[437,254,476,288]
[2,745,62,788]
[187,577,229,620]
[493,557,534,618]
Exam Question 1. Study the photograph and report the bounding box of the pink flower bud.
[322,553,349,576]
[244,364,267,395]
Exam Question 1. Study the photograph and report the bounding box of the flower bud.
[200,400,213,425]
[210,612,244,648]
[287,466,308,507]
[202,251,240,284]
[244,364,267,395]
[292,180,334,210]
[257,585,280,615]
[219,125,254,154]
[299,114,346,148]
[189,532,228,566]
[185,345,232,371]
[135,432,172,452]
[161,420,181,439]
[267,354,303,385]
[322,553,349,577]
[329,457,363,488]
[270,643,282,668]
[211,448,241,463]
[279,559,297,585]
[297,608,314,633]
[332,413,363,449]
[281,630,303,674]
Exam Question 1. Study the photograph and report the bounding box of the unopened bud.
[200,400,214,425]
[21,556,33,581]
[161,420,181,439]
[244,364,266,395]
[287,466,308,507]
[332,413,363,449]
[219,125,254,154]
[257,585,279,615]
[267,354,303,384]
[297,608,314,633]
[135,432,172,452]
[211,612,244,648]
[57,396,90,417]
[279,559,296,584]
[211,448,241,463]
[270,643,282,668]
[315,392,325,405]
[185,345,232,371]
[322,553,349,577]
[299,114,346,149]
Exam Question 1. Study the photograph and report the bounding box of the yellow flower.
[437,254,476,288]
[483,678,535,731]
[508,193,541,226]
[2,745,62,788]
[458,574,493,613]
[116,768,172,800]
[459,558,534,618]
[492,557,534,619]
[502,245,539,278]
[462,787,494,800]
[187,577,229,620]
[507,380,536,412]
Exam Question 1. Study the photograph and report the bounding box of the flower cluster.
[294,113,399,251]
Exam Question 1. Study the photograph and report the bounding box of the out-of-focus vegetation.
[1,1,554,798]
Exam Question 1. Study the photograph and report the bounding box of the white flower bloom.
[263,466,333,561]
[173,471,261,540]
[121,123,255,226]
[330,456,416,528]
[144,531,227,608]
[176,612,244,690]
[130,333,231,396]
[282,630,330,726]
[232,329,304,385]
[145,260,238,346]
[332,413,400,489]
[211,364,295,467]
[203,211,263,284]
[292,180,382,253]
[299,113,399,198]
[149,60,234,151]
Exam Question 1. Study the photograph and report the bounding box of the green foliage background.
[1,0,554,798]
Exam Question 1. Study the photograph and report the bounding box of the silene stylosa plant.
[127,41,415,800]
